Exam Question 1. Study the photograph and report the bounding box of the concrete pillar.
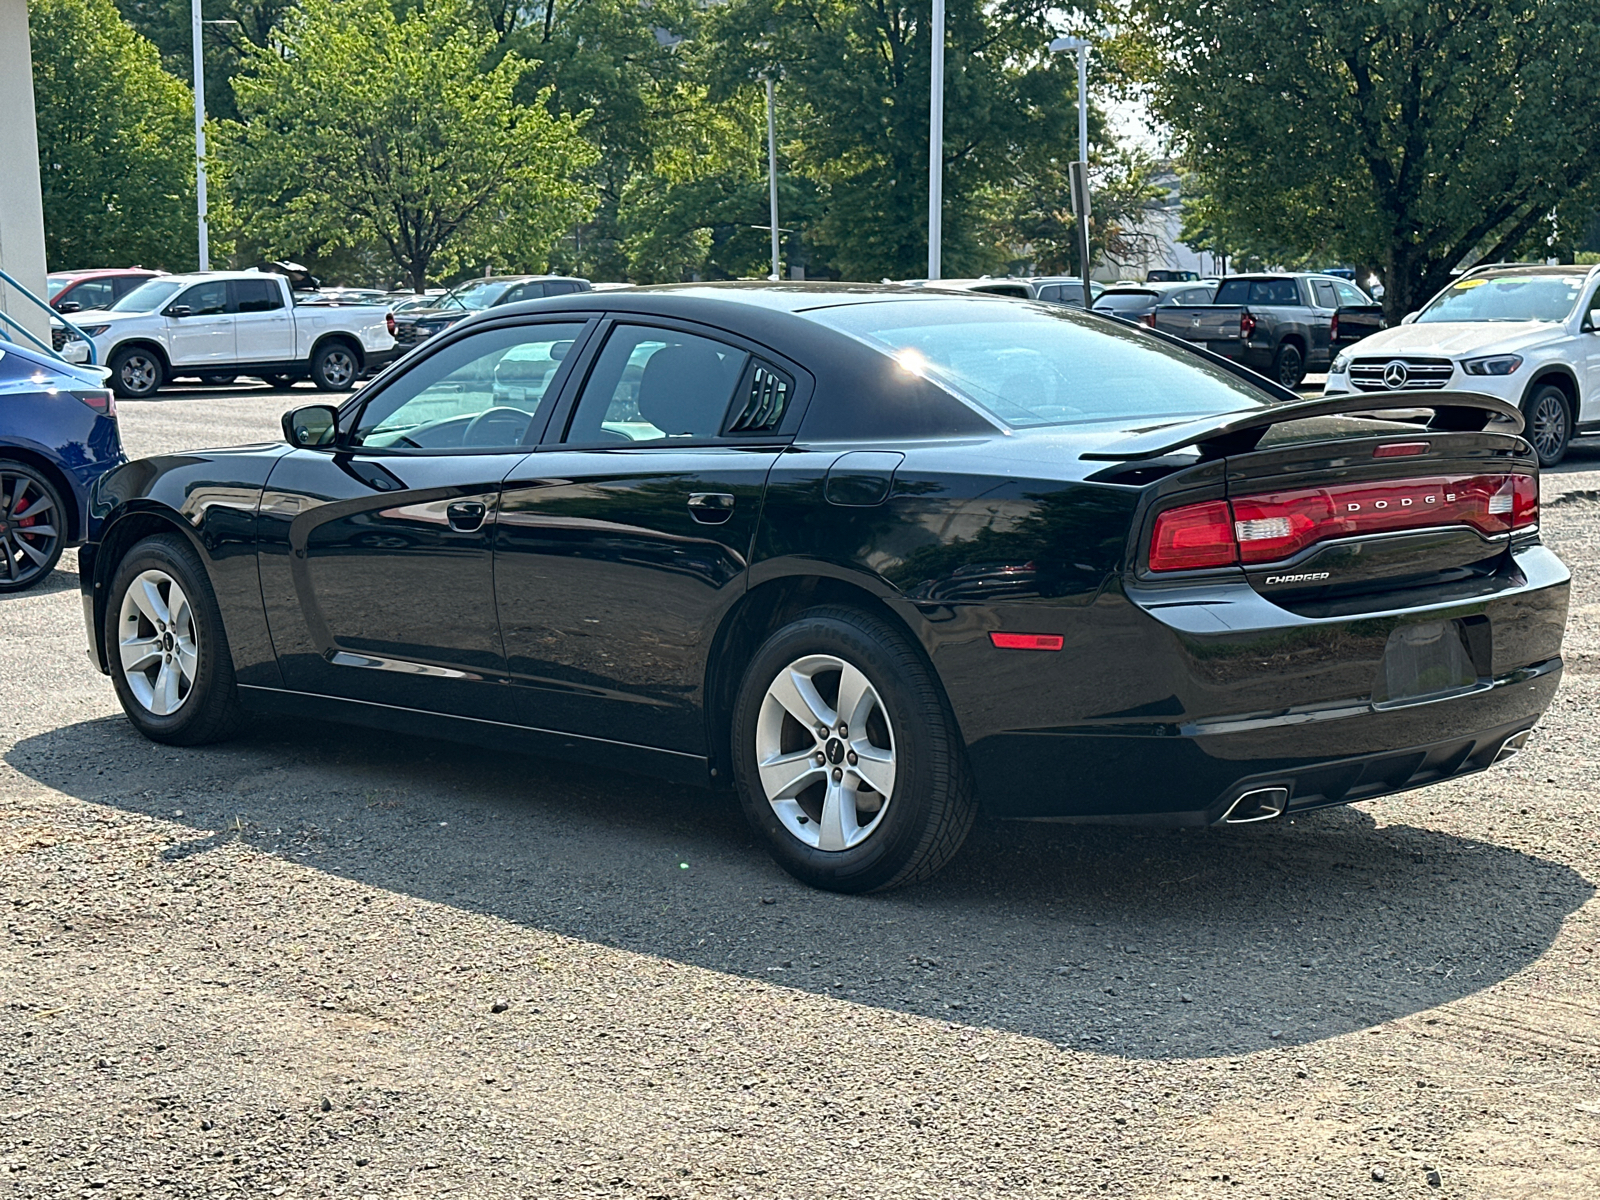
[0,0,50,344]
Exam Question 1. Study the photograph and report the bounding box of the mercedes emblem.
[1382,360,1409,389]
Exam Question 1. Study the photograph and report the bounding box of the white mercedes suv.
[1324,263,1600,465]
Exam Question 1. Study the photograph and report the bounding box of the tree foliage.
[224,0,598,289]
[31,0,203,271]
[1139,0,1600,316]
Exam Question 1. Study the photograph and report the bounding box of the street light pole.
[766,75,780,281]
[191,0,209,271]
[1049,35,1093,308]
[927,0,945,280]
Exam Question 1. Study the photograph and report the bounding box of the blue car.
[0,339,125,591]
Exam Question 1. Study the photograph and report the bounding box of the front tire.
[1273,342,1305,389]
[105,534,244,745]
[1523,384,1572,467]
[309,341,359,391]
[0,462,66,592]
[731,606,976,893]
[199,373,237,386]
[109,346,164,399]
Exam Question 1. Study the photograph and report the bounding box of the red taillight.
[1240,312,1257,339]
[70,388,115,417]
[989,632,1065,651]
[1511,473,1538,530]
[1150,499,1237,571]
[1373,442,1429,458]
[1148,472,1538,572]
[385,311,397,337]
[1138,313,1157,329]
[1330,312,1339,341]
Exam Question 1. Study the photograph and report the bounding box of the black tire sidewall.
[731,609,963,893]
[105,534,240,745]
[1275,343,1304,388]
[1523,384,1571,467]
[311,342,356,391]
[0,462,66,592]
[109,348,163,399]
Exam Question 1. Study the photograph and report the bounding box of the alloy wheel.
[755,653,897,852]
[120,354,159,395]
[320,349,356,388]
[117,569,199,716]
[0,470,61,587]
[1529,392,1569,462]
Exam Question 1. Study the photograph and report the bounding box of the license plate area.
[1372,617,1490,707]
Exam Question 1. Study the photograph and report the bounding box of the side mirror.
[282,404,340,449]
[1400,311,1418,325]
[56,301,82,315]
[164,304,192,319]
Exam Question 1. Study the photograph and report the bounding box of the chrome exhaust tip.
[1494,729,1533,764]
[1220,787,1290,824]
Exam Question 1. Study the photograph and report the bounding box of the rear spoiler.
[1080,390,1524,462]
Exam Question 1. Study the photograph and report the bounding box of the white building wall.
[0,0,50,344]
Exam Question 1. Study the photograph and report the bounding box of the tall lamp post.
[927,0,946,279]
[1049,35,1092,308]
[765,74,780,281]
[191,6,237,271]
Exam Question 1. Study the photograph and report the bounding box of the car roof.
[49,268,163,279]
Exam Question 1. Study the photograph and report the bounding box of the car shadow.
[8,713,1590,1061]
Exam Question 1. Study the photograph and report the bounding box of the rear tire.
[310,340,359,391]
[1273,342,1306,389]
[1522,383,1572,467]
[109,346,164,399]
[731,606,976,893]
[258,374,294,390]
[199,373,237,386]
[105,534,245,745]
[0,462,66,593]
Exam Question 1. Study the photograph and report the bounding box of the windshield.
[111,280,184,312]
[1418,274,1586,323]
[439,281,509,311]
[47,277,70,299]
[810,299,1270,428]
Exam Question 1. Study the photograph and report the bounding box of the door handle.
[687,492,735,524]
[446,500,487,532]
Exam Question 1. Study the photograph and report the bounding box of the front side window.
[174,281,228,315]
[564,326,749,444]
[353,322,587,451]
[65,280,115,310]
[1333,280,1369,306]
[809,298,1271,429]
[1419,274,1586,323]
[111,280,183,313]
[1311,280,1339,309]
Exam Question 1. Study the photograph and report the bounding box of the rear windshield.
[1093,291,1158,311]
[1215,278,1300,306]
[112,280,183,312]
[1418,275,1585,323]
[808,299,1270,428]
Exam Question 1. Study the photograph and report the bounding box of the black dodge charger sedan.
[79,284,1569,892]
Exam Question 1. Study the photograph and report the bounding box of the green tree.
[1139,0,1600,318]
[115,0,296,123]
[31,0,202,271]
[707,0,1082,280]
[224,0,598,290]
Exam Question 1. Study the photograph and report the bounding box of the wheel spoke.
[174,639,198,684]
[850,741,896,798]
[16,524,57,540]
[816,779,860,853]
[120,635,163,674]
[157,659,182,714]
[758,748,825,801]
[133,577,169,626]
[3,536,17,580]
[834,663,875,733]
[766,665,834,730]
[14,495,53,522]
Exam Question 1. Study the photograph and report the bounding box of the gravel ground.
[3,384,1599,1198]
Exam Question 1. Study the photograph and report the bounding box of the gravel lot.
[3,382,1599,1198]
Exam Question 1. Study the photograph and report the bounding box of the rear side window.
[809,299,1269,428]
[725,362,793,434]
[1311,280,1339,308]
[231,279,283,313]
[1094,291,1157,311]
[565,325,749,444]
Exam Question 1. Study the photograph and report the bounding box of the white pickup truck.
[62,270,398,398]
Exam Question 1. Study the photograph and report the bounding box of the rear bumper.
[947,542,1570,821]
